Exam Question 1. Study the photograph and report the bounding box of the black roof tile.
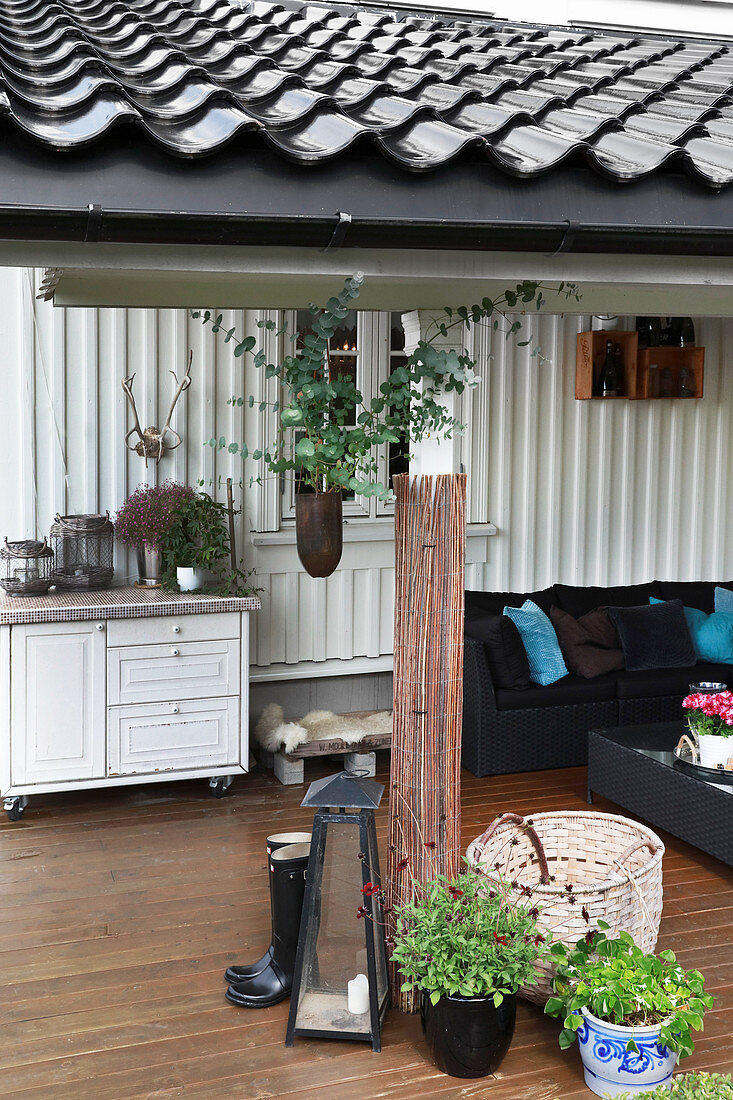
[0,0,730,189]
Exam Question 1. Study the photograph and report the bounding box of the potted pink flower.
[682,690,733,769]
[114,482,195,586]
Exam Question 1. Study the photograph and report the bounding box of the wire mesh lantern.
[285,769,389,1052]
[0,539,54,596]
[50,513,114,590]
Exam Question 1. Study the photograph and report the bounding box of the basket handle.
[54,512,110,530]
[614,837,661,870]
[474,812,551,885]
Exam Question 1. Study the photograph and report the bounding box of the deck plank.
[0,759,731,1097]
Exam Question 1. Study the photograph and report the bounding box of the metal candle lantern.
[285,769,389,1052]
[50,513,114,590]
[0,539,54,596]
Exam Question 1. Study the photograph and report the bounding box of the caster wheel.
[210,779,228,799]
[6,800,24,822]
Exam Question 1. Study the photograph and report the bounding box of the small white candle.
[347,973,370,1015]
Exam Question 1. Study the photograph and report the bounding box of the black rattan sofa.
[463,580,733,777]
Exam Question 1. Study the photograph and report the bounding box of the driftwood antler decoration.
[122,351,193,466]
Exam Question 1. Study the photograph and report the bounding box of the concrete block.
[273,752,305,786]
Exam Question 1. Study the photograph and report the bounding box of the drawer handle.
[171,704,180,714]
[171,647,180,657]
[95,622,105,631]
[172,625,181,634]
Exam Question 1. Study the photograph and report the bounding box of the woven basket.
[466,810,665,1005]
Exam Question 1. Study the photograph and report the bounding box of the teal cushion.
[651,596,733,663]
[503,600,568,686]
[715,586,733,613]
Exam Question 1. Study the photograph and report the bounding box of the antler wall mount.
[122,352,192,466]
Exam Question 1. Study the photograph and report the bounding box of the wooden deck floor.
[2,760,733,1099]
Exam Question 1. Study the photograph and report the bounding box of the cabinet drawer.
[108,639,240,705]
[107,612,240,648]
[108,697,240,776]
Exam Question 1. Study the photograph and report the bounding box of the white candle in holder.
[347,973,370,1014]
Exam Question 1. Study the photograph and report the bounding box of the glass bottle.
[661,367,674,398]
[679,367,695,398]
[647,363,660,398]
[613,343,625,397]
[598,340,618,397]
[680,318,696,347]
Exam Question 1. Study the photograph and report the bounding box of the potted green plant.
[616,1074,733,1099]
[194,277,579,577]
[683,689,733,769]
[114,481,196,586]
[545,927,713,1098]
[390,866,549,1079]
[158,490,231,591]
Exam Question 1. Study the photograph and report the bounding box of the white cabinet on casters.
[0,588,259,821]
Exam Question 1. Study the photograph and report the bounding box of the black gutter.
[0,139,732,256]
[1,204,731,257]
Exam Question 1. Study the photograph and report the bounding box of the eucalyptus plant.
[193,275,579,501]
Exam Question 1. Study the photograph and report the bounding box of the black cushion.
[615,662,733,700]
[464,615,530,690]
[465,586,557,617]
[495,672,618,711]
[554,582,662,619]
[658,581,733,614]
[608,600,696,672]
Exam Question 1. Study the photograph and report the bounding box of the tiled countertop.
[0,586,260,626]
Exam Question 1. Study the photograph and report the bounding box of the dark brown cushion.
[464,614,531,690]
[550,606,625,679]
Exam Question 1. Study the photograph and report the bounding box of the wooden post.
[387,473,466,1012]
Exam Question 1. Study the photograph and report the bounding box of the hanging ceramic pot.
[295,491,343,578]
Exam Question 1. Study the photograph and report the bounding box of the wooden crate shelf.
[637,346,704,399]
[576,330,638,400]
[576,331,705,400]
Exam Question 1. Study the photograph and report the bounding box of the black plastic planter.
[420,992,517,1079]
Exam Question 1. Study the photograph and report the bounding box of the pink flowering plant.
[683,690,733,739]
[114,481,196,550]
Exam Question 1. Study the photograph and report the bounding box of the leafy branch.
[193,275,579,502]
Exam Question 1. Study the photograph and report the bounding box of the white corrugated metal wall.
[1,269,731,676]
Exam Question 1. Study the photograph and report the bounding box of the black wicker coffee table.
[588,723,733,867]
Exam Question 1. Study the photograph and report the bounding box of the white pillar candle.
[347,973,370,1015]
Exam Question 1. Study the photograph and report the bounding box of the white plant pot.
[176,567,203,592]
[577,1007,677,1097]
[698,733,733,770]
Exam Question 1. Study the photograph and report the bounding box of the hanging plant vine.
[193,275,580,499]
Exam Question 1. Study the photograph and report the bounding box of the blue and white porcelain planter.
[577,1007,678,1097]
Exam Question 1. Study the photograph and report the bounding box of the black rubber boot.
[224,832,311,985]
[226,841,310,1008]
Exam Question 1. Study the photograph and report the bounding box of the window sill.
[250,520,497,546]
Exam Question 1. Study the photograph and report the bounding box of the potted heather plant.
[545,928,713,1097]
[683,689,733,769]
[390,866,549,1079]
[114,481,195,586]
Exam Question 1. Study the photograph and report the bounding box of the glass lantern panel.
[294,818,373,1036]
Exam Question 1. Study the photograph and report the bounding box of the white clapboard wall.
[0,267,731,679]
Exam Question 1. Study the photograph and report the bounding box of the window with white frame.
[280,309,410,523]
